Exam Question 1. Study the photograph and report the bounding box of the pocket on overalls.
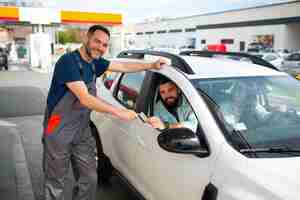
[44,114,61,137]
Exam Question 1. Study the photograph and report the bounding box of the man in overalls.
[43,25,164,200]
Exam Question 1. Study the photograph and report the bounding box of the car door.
[91,71,147,187]
[131,67,221,200]
[91,72,121,155]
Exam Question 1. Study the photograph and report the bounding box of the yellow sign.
[0,6,122,26]
[0,7,19,21]
[61,11,122,25]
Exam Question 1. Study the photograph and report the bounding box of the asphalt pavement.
[0,63,138,200]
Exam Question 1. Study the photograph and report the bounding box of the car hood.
[215,146,300,200]
[248,157,300,199]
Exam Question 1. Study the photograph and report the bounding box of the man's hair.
[87,25,110,38]
[158,75,172,86]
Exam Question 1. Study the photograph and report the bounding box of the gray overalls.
[43,52,97,200]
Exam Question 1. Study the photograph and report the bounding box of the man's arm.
[66,81,136,121]
[107,58,165,73]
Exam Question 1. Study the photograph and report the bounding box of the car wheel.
[90,121,114,186]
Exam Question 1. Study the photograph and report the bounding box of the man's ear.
[81,31,89,44]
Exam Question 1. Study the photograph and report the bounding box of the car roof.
[179,55,286,79]
[115,50,286,79]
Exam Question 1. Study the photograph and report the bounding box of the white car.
[261,53,284,70]
[282,52,300,73]
[91,50,300,200]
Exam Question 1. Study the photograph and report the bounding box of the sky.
[42,0,293,24]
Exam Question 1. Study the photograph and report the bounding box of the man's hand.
[169,123,184,129]
[147,116,165,129]
[115,108,137,121]
[151,58,167,70]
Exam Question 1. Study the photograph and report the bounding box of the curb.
[13,130,35,200]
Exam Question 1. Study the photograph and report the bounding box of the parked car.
[247,42,265,52]
[276,49,290,59]
[0,47,8,70]
[247,42,273,53]
[91,50,300,200]
[282,52,300,73]
[261,53,284,70]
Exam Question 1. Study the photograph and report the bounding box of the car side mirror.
[157,128,209,157]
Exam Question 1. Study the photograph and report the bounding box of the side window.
[149,74,199,133]
[116,71,146,110]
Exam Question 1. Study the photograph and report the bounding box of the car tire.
[90,121,114,186]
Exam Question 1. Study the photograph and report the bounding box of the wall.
[132,24,289,52]
[196,24,286,51]
[134,31,197,49]
[130,1,300,52]
[284,23,300,51]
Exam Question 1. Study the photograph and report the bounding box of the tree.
[58,28,81,44]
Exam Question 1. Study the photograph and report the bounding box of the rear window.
[0,86,46,118]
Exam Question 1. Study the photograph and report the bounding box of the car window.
[192,76,300,157]
[0,86,46,118]
[116,71,146,110]
[287,53,300,61]
[149,73,199,133]
[264,55,276,61]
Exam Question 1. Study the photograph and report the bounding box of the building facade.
[129,1,300,52]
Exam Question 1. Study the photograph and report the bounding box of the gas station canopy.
[0,6,122,25]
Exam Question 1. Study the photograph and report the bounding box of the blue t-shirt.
[46,50,110,114]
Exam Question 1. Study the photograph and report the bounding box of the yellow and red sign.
[0,7,19,21]
[0,6,122,25]
[61,11,122,25]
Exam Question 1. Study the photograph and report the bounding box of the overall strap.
[91,62,96,82]
[73,50,96,82]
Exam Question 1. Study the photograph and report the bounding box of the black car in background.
[0,47,8,70]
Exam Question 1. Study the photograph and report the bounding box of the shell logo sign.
[0,6,122,25]
[61,11,122,25]
[0,7,19,21]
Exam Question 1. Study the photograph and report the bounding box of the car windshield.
[191,75,300,156]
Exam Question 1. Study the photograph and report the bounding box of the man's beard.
[163,97,179,110]
[84,44,93,59]
[84,42,101,60]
